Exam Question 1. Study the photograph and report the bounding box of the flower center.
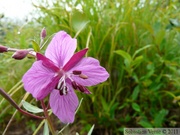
[56,75,68,95]
[55,69,68,96]
[55,69,90,95]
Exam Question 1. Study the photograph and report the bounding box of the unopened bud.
[0,45,8,53]
[12,50,29,60]
[40,28,46,39]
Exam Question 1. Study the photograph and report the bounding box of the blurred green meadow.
[0,0,180,134]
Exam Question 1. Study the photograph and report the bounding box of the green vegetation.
[0,0,180,134]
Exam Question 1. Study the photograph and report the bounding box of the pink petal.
[63,48,88,71]
[69,57,109,86]
[22,61,59,100]
[36,53,59,72]
[49,86,79,123]
[45,31,77,68]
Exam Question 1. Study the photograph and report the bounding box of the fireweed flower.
[22,31,109,123]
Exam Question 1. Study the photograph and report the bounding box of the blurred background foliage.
[0,0,180,134]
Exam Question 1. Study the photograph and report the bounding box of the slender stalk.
[40,33,55,50]
[7,48,18,52]
[19,109,44,119]
[0,88,44,119]
[33,111,53,135]
[41,100,56,135]
[2,92,42,135]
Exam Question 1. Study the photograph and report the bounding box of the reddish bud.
[40,28,46,39]
[12,50,29,60]
[0,45,8,53]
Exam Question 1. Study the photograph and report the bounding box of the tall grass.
[0,0,180,134]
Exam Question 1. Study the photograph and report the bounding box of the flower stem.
[41,100,56,135]
[0,88,44,119]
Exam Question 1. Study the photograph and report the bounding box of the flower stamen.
[72,70,82,75]
[71,81,91,94]
[79,74,88,79]
[71,81,78,89]
[57,76,68,95]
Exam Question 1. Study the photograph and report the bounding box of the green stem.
[41,100,56,135]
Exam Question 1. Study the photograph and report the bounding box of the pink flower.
[22,31,109,123]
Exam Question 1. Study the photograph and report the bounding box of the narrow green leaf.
[72,9,89,38]
[22,100,43,113]
[132,85,140,100]
[132,44,152,59]
[132,103,141,112]
[114,50,132,67]
[101,96,108,112]
[31,40,40,52]
[138,120,153,128]
[132,55,143,68]
[74,21,90,38]
[87,124,95,135]
[43,120,49,135]
[118,103,128,110]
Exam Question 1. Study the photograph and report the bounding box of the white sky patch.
[0,0,34,20]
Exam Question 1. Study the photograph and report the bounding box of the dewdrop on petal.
[12,50,29,60]
[0,45,8,53]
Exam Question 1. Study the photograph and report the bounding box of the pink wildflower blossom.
[22,31,109,123]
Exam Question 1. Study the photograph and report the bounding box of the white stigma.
[57,75,68,95]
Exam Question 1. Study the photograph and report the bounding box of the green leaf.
[43,120,49,135]
[132,44,152,58]
[31,40,40,52]
[131,55,143,68]
[109,102,119,118]
[22,100,43,113]
[170,18,180,27]
[118,103,128,110]
[72,9,89,38]
[154,109,168,127]
[132,103,141,112]
[132,85,140,100]
[101,96,108,112]
[125,114,131,122]
[87,124,95,135]
[138,120,153,128]
[74,21,90,38]
[114,50,132,67]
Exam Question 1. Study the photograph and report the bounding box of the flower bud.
[12,50,29,60]
[40,27,46,39]
[0,45,8,53]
